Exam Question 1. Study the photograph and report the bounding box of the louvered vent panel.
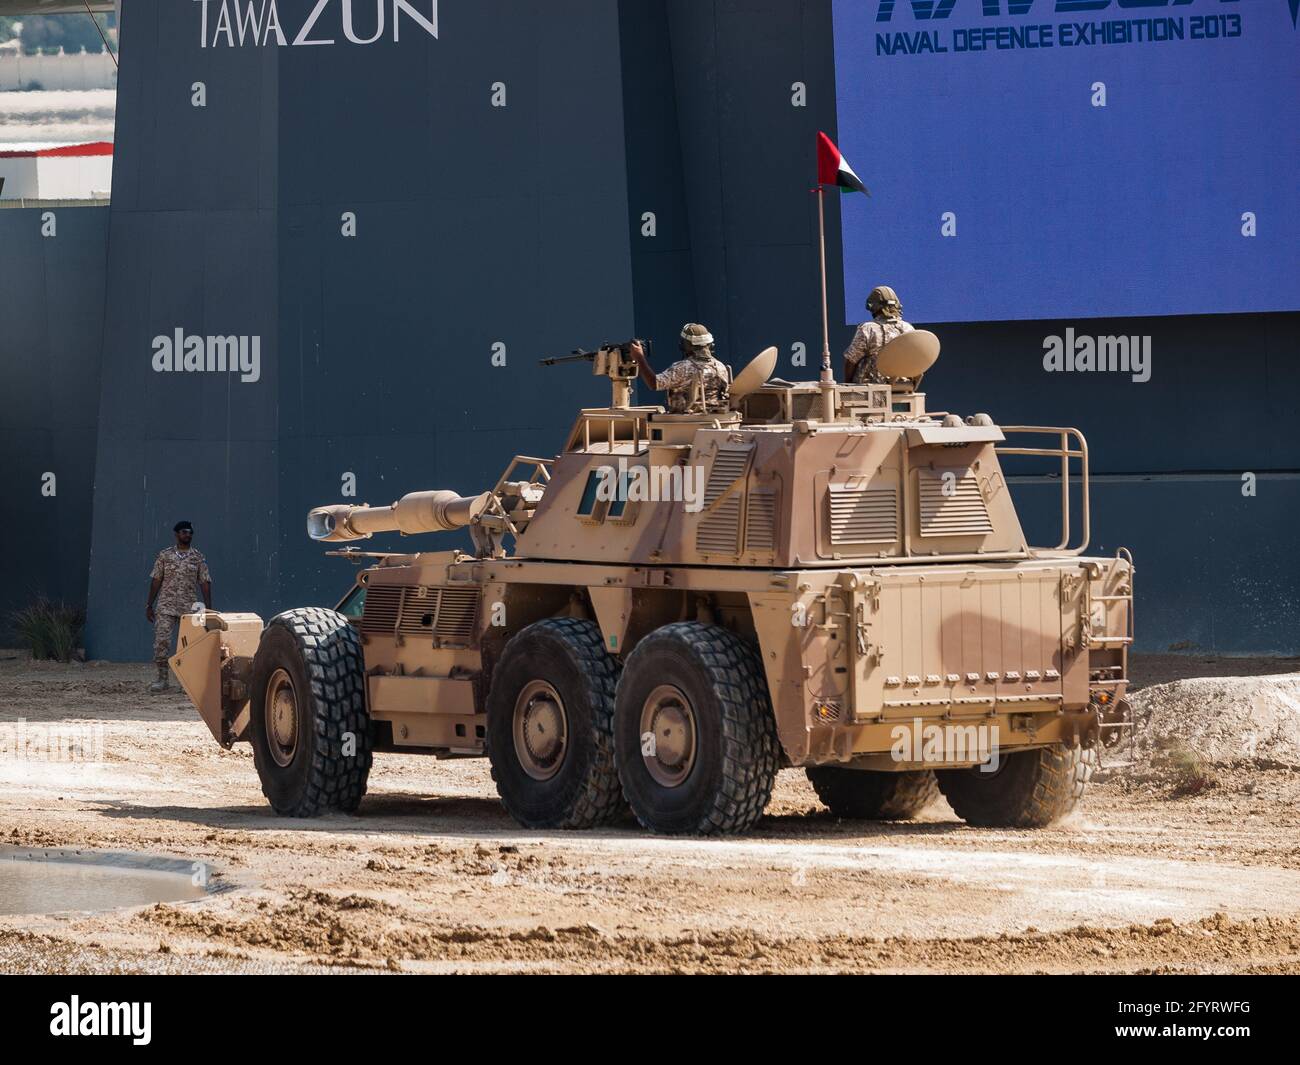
[698,498,742,554]
[695,447,751,555]
[829,485,898,545]
[745,489,777,551]
[363,585,480,643]
[397,587,437,636]
[435,588,481,642]
[359,585,403,634]
[702,448,750,505]
[918,471,994,537]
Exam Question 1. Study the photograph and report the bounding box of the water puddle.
[0,848,209,915]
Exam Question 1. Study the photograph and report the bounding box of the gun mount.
[540,341,641,409]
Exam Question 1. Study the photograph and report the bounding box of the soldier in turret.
[630,324,732,414]
[843,286,915,385]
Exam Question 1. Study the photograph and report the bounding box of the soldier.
[630,324,732,414]
[145,521,212,693]
[843,286,915,385]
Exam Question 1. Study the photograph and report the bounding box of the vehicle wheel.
[936,742,1095,828]
[806,766,938,820]
[614,623,779,836]
[486,618,623,829]
[249,608,371,817]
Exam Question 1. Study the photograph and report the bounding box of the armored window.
[576,470,605,518]
[607,468,639,523]
[608,490,629,520]
[576,465,630,524]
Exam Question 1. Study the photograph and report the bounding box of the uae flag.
[817,131,868,195]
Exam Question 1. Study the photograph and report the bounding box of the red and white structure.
[0,140,113,201]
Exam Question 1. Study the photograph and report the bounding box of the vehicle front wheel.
[614,623,779,836]
[249,608,372,817]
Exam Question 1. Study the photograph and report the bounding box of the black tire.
[486,618,623,829]
[936,742,1095,828]
[614,623,779,836]
[806,766,938,820]
[249,608,372,817]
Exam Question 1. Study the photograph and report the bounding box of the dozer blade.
[169,611,264,748]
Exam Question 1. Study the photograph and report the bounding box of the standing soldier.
[630,324,732,414]
[843,286,915,385]
[145,521,212,693]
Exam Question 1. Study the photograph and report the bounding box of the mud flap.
[169,611,264,748]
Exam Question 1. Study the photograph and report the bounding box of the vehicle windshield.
[335,585,366,619]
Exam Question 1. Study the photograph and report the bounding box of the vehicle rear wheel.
[614,623,779,836]
[806,766,938,820]
[936,742,1095,828]
[249,608,371,817]
[486,618,623,829]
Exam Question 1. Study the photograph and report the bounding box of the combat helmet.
[867,286,903,321]
[679,323,716,357]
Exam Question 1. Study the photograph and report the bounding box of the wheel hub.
[513,680,568,781]
[266,668,299,768]
[640,685,697,788]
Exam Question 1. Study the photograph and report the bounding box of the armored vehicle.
[171,337,1134,835]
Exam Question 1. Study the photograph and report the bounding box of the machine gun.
[540,340,646,409]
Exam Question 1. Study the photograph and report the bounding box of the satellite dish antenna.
[730,346,778,400]
[876,330,940,380]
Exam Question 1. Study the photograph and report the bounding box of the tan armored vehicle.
[171,337,1133,835]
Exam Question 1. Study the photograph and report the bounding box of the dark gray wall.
[86,0,282,659]
[0,205,107,640]
[71,0,1298,658]
[84,0,635,659]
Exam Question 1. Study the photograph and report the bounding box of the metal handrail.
[492,456,552,497]
[996,426,1090,556]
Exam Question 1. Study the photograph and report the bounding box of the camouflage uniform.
[654,354,732,414]
[150,547,210,663]
[844,318,916,385]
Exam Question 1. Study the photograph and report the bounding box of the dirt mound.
[1129,673,1300,768]
[135,897,1300,974]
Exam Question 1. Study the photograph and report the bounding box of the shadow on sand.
[90,790,975,845]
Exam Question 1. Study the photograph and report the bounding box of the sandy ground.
[1,652,1298,974]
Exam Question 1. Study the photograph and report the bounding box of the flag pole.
[817,184,833,384]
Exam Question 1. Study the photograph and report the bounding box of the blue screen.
[832,0,1300,323]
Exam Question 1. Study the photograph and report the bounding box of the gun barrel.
[539,350,597,367]
[307,490,493,543]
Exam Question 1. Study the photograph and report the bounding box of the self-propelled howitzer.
[170,337,1133,835]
